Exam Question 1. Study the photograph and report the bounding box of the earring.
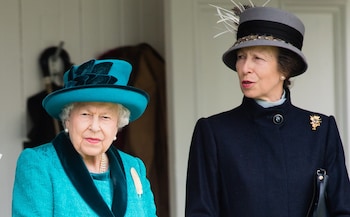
[281,75,286,81]
[113,136,117,141]
[64,128,69,133]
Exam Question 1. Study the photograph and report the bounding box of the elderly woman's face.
[235,46,285,102]
[65,102,119,158]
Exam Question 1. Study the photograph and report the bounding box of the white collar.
[255,90,286,108]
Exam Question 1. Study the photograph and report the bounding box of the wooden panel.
[98,0,122,53]
[21,0,81,97]
[80,0,103,59]
[120,0,142,45]
[194,1,241,118]
[284,2,348,159]
[291,12,336,114]
[139,0,165,55]
[0,1,23,217]
[59,0,81,62]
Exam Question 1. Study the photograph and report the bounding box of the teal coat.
[12,132,157,217]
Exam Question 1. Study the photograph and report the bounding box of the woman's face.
[65,102,119,159]
[235,46,285,102]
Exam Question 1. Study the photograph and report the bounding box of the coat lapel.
[53,132,127,217]
[107,145,127,216]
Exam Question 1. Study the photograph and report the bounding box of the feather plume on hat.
[210,0,271,38]
[212,0,308,75]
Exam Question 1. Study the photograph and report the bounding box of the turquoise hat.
[42,59,149,122]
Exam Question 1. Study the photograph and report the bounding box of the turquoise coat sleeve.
[12,147,54,216]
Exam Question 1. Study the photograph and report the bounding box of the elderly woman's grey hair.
[59,103,131,130]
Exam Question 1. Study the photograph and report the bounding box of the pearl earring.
[64,128,69,133]
[114,136,117,141]
[281,76,286,81]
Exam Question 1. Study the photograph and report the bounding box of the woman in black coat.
[185,4,350,217]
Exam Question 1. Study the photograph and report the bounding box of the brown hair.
[277,47,305,88]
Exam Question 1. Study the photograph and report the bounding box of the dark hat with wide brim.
[223,7,308,76]
[42,59,149,122]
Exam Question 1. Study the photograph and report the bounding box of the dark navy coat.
[186,89,350,217]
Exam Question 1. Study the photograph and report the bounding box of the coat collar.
[241,88,293,120]
[53,132,127,217]
[243,88,292,107]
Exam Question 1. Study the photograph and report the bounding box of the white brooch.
[310,115,322,130]
[130,167,143,197]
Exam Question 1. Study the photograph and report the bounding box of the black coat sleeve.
[185,118,220,217]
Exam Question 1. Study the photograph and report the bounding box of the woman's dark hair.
[277,47,305,88]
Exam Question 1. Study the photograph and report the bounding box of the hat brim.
[42,85,149,122]
[222,39,308,77]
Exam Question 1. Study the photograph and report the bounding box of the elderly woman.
[12,59,157,217]
[185,3,350,217]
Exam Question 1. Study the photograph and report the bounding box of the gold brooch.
[310,115,322,130]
